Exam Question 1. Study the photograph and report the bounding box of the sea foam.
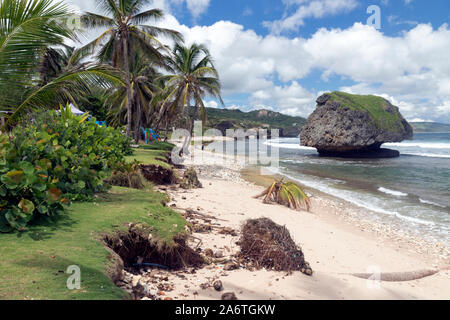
[404,153,450,159]
[386,142,450,149]
[378,187,408,197]
[419,198,447,208]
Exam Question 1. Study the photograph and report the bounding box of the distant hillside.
[411,122,450,133]
[196,107,450,137]
[202,107,307,137]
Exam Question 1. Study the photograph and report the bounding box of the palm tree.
[0,0,123,127]
[157,43,223,153]
[36,45,104,107]
[81,0,183,138]
[0,0,75,82]
[106,54,161,142]
[0,0,75,113]
[39,46,91,85]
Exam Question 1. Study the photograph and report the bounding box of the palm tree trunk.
[180,98,198,157]
[134,99,142,143]
[122,31,133,137]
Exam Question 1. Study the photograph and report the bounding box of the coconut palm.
[81,0,183,138]
[0,0,123,127]
[0,0,75,85]
[39,46,91,85]
[0,0,75,113]
[157,43,223,153]
[254,180,311,212]
[106,54,161,142]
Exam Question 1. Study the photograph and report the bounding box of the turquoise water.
[264,133,450,245]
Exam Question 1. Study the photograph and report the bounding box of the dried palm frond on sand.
[254,180,311,211]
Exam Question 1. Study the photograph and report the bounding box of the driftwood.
[178,207,229,222]
[350,269,442,282]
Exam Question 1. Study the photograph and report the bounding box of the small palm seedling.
[254,180,311,212]
[107,160,145,190]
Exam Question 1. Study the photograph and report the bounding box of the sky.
[67,0,450,123]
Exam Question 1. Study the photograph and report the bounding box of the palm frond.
[96,0,122,18]
[139,24,183,42]
[0,0,76,88]
[130,8,163,24]
[6,66,123,127]
[255,180,311,212]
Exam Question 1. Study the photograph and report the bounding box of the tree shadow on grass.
[12,255,128,300]
[16,212,77,242]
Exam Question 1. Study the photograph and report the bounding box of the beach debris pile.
[180,167,203,189]
[238,218,313,276]
[182,208,238,237]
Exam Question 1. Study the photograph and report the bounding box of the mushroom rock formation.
[300,92,413,158]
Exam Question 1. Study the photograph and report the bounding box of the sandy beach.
[128,146,450,300]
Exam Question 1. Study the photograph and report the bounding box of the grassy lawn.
[0,187,187,300]
[126,141,175,168]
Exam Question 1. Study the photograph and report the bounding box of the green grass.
[327,91,404,132]
[0,187,187,300]
[126,141,175,168]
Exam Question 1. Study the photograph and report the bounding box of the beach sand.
[133,147,450,300]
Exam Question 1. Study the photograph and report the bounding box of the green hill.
[411,122,450,133]
[193,105,450,136]
[202,107,307,137]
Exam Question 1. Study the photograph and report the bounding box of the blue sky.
[69,0,450,123]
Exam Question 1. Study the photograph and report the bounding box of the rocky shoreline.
[116,147,449,300]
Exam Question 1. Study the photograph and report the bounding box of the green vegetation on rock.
[326,91,405,132]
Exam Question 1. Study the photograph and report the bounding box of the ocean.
[261,133,450,245]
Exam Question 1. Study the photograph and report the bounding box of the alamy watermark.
[367,5,382,30]
[66,265,81,290]
[50,14,83,33]
[366,265,382,290]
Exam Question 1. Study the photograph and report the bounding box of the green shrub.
[0,105,133,232]
[106,160,146,190]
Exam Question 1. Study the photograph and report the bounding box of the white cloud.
[67,0,209,20]
[243,7,253,17]
[264,0,358,34]
[409,118,434,123]
[66,1,450,122]
[250,81,317,116]
[204,100,218,109]
[171,0,210,19]
[309,23,450,120]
